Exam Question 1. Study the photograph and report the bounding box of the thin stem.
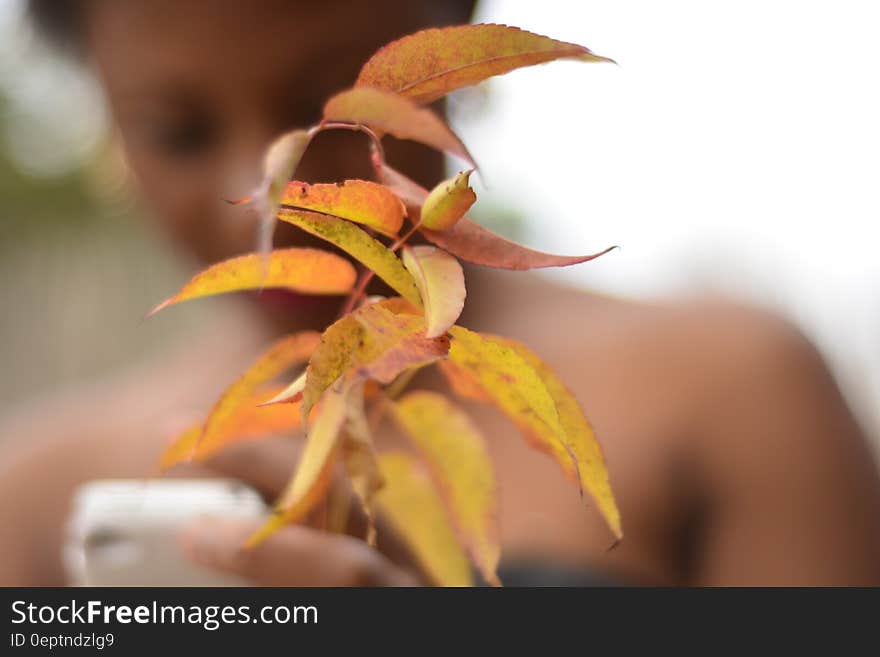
[317,120,386,165]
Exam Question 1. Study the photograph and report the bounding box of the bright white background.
[451,0,880,432]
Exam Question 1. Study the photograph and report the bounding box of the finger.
[179,517,418,586]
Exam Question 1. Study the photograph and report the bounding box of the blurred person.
[1,0,879,586]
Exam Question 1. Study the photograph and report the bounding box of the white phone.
[63,479,267,587]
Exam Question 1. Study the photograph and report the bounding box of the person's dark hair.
[29,0,477,55]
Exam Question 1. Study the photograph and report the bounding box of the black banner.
[1,587,875,652]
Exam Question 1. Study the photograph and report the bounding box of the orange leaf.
[420,169,476,231]
[401,246,465,338]
[356,23,612,105]
[148,248,356,315]
[375,451,473,586]
[198,331,319,454]
[323,87,473,165]
[159,385,302,471]
[393,392,499,585]
[246,376,353,547]
[280,179,405,237]
[376,162,618,270]
[277,209,421,306]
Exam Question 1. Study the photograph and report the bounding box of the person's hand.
[171,437,422,586]
[180,516,418,586]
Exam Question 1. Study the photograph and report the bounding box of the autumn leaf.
[159,385,302,471]
[301,301,449,420]
[352,303,450,383]
[376,451,473,587]
[423,221,618,271]
[448,327,621,541]
[420,169,476,231]
[393,391,499,585]
[491,335,622,540]
[401,245,465,338]
[197,332,319,454]
[247,376,353,547]
[280,179,405,237]
[356,23,613,105]
[374,162,617,270]
[148,248,356,315]
[277,209,421,306]
[446,327,575,491]
[231,129,312,256]
[323,87,473,165]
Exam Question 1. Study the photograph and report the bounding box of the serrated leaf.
[393,391,499,585]
[277,209,421,305]
[246,377,352,547]
[401,246,465,338]
[375,162,617,270]
[280,179,405,237]
[323,87,473,165]
[420,169,476,231]
[448,327,621,540]
[148,248,356,315]
[376,451,473,587]
[196,332,319,453]
[356,23,612,105]
[447,326,574,486]
[490,335,622,540]
[159,385,303,471]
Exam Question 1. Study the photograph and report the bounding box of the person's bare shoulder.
[472,270,880,583]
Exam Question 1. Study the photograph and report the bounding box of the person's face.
[84,0,446,264]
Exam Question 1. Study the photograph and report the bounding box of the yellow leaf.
[356,24,613,105]
[420,169,476,231]
[246,377,352,547]
[393,392,499,585]
[323,86,473,165]
[492,335,622,541]
[376,451,473,587]
[448,327,622,541]
[280,179,405,237]
[401,245,465,338]
[159,385,303,471]
[277,209,421,306]
[148,248,356,315]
